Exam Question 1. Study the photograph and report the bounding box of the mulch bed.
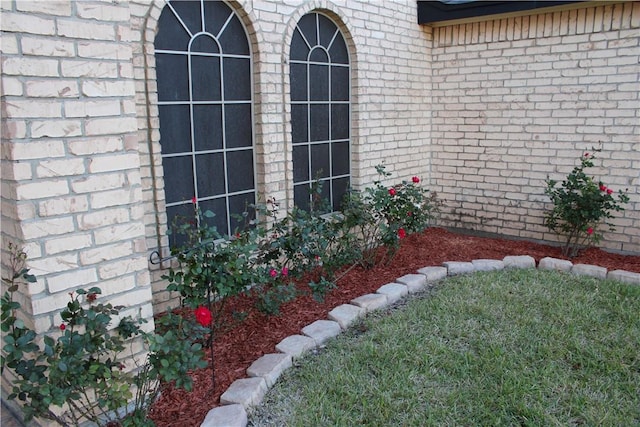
[148,227,640,426]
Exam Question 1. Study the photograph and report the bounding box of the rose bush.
[544,150,629,257]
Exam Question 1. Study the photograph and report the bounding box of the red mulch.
[148,227,640,426]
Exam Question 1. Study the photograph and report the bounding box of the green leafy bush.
[1,243,206,426]
[340,165,441,267]
[544,150,629,257]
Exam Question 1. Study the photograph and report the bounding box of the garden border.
[200,256,640,427]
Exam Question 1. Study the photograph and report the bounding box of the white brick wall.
[1,0,153,392]
[430,2,640,253]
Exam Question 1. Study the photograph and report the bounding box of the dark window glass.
[329,34,349,64]
[332,177,350,210]
[318,15,337,48]
[290,63,307,101]
[203,1,232,36]
[191,34,218,53]
[297,14,317,46]
[331,104,349,140]
[156,54,189,102]
[224,58,251,100]
[290,12,350,212]
[158,105,191,154]
[156,1,255,244]
[294,184,311,212]
[224,104,252,148]
[191,55,221,101]
[332,141,349,176]
[310,104,329,142]
[163,156,194,204]
[155,7,190,51]
[331,66,349,101]
[311,143,330,179]
[291,104,308,144]
[218,15,249,55]
[292,145,309,182]
[193,104,223,151]
[170,1,202,34]
[226,150,254,192]
[290,30,310,61]
[195,153,225,197]
[309,63,329,101]
[228,193,255,233]
[199,197,227,235]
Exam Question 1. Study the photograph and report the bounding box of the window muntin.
[155,1,255,245]
[290,12,350,212]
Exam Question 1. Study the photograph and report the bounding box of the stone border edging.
[200,256,640,427]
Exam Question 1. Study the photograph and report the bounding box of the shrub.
[340,165,441,267]
[544,151,629,257]
[1,243,207,427]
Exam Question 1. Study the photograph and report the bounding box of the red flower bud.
[59,323,66,331]
[584,152,589,157]
[397,228,406,239]
[607,188,613,195]
[191,197,197,204]
[281,267,289,277]
[412,176,420,184]
[599,184,607,192]
[587,227,594,235]
[86,293,97,303]
[194,306,212,327]
[388,188,396,196]
[269,268,277,278]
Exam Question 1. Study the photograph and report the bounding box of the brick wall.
[430,2,640,253]
[1,0,154,380]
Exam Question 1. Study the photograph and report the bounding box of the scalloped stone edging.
[200,256,639,427]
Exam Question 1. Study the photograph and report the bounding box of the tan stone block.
[26,80,79,98]
[82,80,135,97]
[85,117,137,136]
[94,223,144,245]
[4,99,62,118]
[1,56,59,76]
[78,207,130,230]
[45,233,93,255]
[71,173,126,194]
[16,179,69,200]
[0,12,56,35]
[36,158,85,178]
[47,268,98,293]
[21,36,75,57]
[57,19,115,40]
[61,60,118,78]
[21,217,75,239]
[80,241,133,266]
[16,0,71,16]
[31,120,82,138]
[39,195,89,217]
[89,153,140,173]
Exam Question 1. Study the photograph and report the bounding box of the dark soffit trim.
[418,1,589,25]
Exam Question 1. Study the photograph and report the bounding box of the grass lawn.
[248,269,640,426]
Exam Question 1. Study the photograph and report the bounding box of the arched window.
[290,12,351,211]
[155,1,254,244]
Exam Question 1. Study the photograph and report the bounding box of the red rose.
[86,293,97,303]
[269,268,277,278]
[195,306,212,327]
[281,267,289,277]
[587,227,594,235]
[388,188,396,196]
[607,188,613,195]
[599,184,607,192]
[407,211,412,217]
[59,323,66,331]
[397,228,406,239]
[412,176,420,184]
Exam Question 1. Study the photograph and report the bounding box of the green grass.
[248,269,640,426]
